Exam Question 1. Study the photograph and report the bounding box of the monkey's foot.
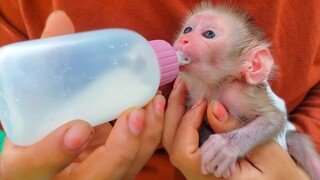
[200,134,238,178]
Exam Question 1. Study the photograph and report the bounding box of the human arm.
[162,76,309,180]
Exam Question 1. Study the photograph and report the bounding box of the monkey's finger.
[41,10,75,38]
[163,76,187,153]
[207,100,239,133]
[205,149,226,174]
[202,138,234,176]
[204,157,222,175]
[222,169,231,179]
[229,161,237,177]
[214,155,235,178]
[201,163,209,175]
[200,134,227,160]
[201,145,220,172]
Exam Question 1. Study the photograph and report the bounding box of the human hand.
[162,76,309,180]
[0,11,166,180]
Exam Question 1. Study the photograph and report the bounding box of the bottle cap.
[149,40,179,86]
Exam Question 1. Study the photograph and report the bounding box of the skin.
[163,76,309,180]
[0,11,166,180]
[0,10,310,180]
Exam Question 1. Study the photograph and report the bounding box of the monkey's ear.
[242,47,274,84]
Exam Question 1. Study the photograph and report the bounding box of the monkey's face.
[174,14,232,79]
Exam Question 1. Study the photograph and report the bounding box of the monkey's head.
[173,2,274,87]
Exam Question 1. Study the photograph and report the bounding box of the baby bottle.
[0,29,179,146]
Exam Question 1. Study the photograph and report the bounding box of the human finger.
[170,100,207,169]
[162,76,187,153]
[1,120,93,179]
[168,100,225,180]
[75,122,113,162]
[69,108,145,179]
[245,141,309,180]
[123,93,166,179]
[41,10,75,38]
[206,100,240,133]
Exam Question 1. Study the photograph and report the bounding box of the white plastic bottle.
[0,29,179,146]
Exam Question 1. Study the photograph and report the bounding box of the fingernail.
[128,109,145,135]
[173,76,181,89]
[211,100,227,121]
[153,95,166,116]
[45,11,64,28]
[64,122,93,151]
[191,99,203,109]
[156,90,162,95]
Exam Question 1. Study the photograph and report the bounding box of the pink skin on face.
[173,14,232,73]
[173,13,239,105]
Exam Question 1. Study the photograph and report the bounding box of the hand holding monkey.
[163,77,309,180]
[173,2,320,179]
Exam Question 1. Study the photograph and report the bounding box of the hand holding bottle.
[0,11,166,180]
[0,10,177,146]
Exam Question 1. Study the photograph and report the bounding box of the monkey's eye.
[203,30,216,39]
[183,27,193,34]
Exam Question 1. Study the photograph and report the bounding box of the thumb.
[206,100,240,133]
[242,141,309,180]
[1,120,93,179]
[41,10,75,38]
[246,141,291,171]
[173,100,207,158]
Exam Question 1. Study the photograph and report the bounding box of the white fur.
[266,83,296,150]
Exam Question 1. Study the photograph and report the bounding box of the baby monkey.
[173,2,320,179]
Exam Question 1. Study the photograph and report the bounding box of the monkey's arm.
[200,110,286,177]
[164,79,309,180]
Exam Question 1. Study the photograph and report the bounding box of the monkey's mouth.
[176,51,195,66]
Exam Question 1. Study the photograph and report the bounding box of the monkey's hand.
[200,133,238,178]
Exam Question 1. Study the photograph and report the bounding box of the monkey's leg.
[286,131,320,180]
